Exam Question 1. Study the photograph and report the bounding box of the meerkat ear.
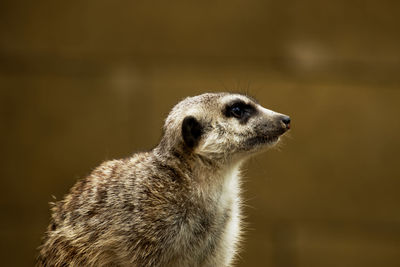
[182,116,203,148]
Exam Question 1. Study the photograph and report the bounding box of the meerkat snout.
[38,92,291,267]
[280,115,291,129]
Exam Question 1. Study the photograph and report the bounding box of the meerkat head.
[158,93,290,163]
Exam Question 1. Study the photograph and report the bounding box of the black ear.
[182,116,203,148]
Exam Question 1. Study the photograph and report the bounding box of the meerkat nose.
[280,116,291,129]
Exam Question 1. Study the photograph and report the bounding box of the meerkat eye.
[223,100,257,123]
[231,106,244,118]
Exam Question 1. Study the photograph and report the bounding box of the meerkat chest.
[172,167,242,266]
[193,167,242,266]
[216,167,242,265]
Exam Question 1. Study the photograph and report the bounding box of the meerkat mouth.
[245,134,280,147]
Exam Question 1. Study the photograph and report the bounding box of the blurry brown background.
[1,1,400,266]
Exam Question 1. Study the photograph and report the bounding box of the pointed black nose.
[280,116,291,129]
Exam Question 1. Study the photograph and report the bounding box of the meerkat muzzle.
[279,115,291,130]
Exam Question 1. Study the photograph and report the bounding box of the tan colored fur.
[37,92,290,267]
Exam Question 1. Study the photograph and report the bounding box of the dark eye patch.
[223,99,258,124]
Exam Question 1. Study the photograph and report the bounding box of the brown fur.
[37,92,290,267]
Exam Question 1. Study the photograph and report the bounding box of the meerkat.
[37,92,291,267]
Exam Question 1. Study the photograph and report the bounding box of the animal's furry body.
[38,92,290,266]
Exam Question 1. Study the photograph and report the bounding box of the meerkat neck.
[153,145,243,193]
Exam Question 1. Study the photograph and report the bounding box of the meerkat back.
[37,92,290,267]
